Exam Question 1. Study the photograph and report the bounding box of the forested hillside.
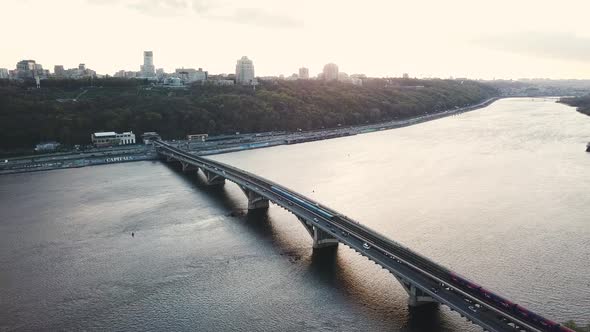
[0,78,498,149]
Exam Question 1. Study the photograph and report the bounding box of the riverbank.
[176,97,499,155]
[558,95,590,117]
[0,146,156,175]
[0,97,498,175]
[557,96,590,152]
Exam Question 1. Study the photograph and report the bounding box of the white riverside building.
[91,131,136,147]
[235,56,255,85]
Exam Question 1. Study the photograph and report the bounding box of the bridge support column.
[202,169,225,185]
[296,217,339,249]
[240,186,269,210]
[181,161,199,172]
[395,276,438,307]
[312,226,339,249]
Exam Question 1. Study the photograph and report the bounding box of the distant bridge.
[154,140,572,332]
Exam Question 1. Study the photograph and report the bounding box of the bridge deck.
[154,140,570,332]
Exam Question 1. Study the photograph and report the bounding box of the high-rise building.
[323,63,339,81]
[298,67,309,79]
[0,68,9,79]
[54,65,65,77]
[78,63,86,70]
[15,60,46,79]
[235,56,255,85]
[16,60,36,79]
[17,60,36,72]
[140,51,155,78]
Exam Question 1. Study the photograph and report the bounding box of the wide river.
[1,98,589,331]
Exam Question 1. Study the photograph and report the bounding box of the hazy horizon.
[2,0,590,79]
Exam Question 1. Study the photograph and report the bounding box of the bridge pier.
[395,276,438,307]
[240,186,269,210]
[202,169,225,185]
[297,217,339,249]
[312,227,339,249]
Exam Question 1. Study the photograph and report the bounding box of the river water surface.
[1,98,589,331]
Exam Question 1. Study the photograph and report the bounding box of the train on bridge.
[450,273,569,332]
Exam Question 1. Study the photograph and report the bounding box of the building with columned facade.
[91,131,136,147]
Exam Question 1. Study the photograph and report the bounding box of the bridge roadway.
[154,140,567,332]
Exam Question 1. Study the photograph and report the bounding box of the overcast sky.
[2,0,590,79]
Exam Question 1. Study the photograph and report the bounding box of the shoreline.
[169,97,499,156]
[0,97,499,175]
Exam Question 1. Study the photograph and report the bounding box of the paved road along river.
[1,98,588,331]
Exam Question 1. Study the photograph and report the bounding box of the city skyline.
[2,0,590,79]
[1,52,361,80]
[8,51,590,82]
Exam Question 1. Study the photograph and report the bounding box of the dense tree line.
[559,95,590,116]
[0,78,498,150]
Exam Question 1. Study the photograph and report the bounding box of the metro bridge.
[153,140,572,332]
